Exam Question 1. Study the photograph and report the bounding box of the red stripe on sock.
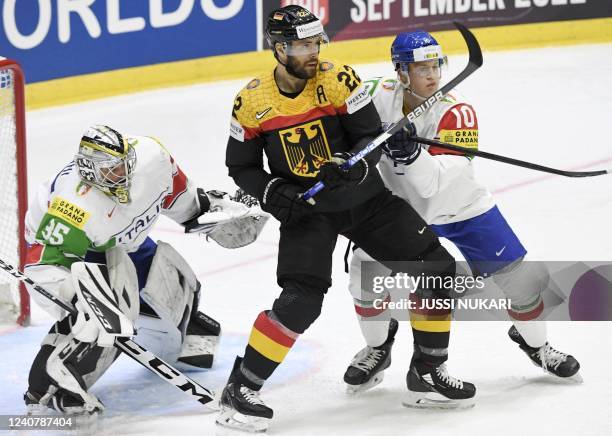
[354,295,390,317]
[253,312,296,348]
[508,300,544,321]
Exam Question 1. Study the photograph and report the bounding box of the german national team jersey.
[226,60,385,212]
[24,136,199,270]
[363,76,495,224]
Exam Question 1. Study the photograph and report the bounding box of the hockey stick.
[302,21,483,201]
[414,136,609,177]
[0,258,218,410]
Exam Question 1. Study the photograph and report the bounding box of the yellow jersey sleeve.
[317,60,372,114]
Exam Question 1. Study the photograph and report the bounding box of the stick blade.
[453,21,483,67]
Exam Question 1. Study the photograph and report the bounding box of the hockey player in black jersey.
[217,5,474,432]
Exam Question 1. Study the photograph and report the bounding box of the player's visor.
[395,57,448,79]
[284,34,329,56]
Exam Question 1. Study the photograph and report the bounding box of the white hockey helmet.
[75,125,136,203]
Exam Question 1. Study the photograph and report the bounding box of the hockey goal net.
[0,58,29,326]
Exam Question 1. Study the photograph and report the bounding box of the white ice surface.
[1,43,612,436]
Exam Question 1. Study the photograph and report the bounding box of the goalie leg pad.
[135,314,183,366]
[178,310,222,369]
[25,247,139,413]
[137,241,220,369]
[23,264,74,321]
[28,315,118,414]
[190,310,221,336]
[45,337,107,413]
[140,241,198,328]
[105,246,140,322]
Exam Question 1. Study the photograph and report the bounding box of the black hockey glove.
[316,152,368,192]
[382,122,421,165]
[261,178,313,225]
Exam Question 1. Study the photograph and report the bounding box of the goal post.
[0,57,29,326]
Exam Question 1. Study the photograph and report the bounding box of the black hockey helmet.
[265,5,327,47]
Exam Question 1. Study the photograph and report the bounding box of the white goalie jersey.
[23,136,200,317]
[364,76,495,225]
[25,135,199,257]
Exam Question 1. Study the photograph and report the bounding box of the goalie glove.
[184,189,269,249]
[183,189,249,234]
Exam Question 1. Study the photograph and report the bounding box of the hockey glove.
[382,122,421,165]
[209,189,269,249]
[316,152,368,191]
[261,178,313,225]
[183,188,250,235]
[184,189,269,249]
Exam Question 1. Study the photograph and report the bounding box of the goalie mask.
[75,125,136,204]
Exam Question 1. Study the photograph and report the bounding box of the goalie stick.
[414,136,610,178]
[0,258,218,410]
[302,21,483,201]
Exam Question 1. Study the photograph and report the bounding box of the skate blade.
[533,362,584,384]
[402,390,475,410]
[215,407,270,433]
[556,371,583,384]
[346,372,385,394]
[569,372,584,384]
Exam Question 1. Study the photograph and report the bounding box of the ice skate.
[403,360,476,409]
[508,325,582,382]
[216,357,272,433]
[344,318,398,394]
[216,382,273,433]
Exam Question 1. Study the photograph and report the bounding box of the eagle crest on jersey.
[279,120,330,177]
[229,60,370,180]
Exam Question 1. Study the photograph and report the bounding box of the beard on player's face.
[286,54,318,80]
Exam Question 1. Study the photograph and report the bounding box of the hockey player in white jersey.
[22,125,266,414]
[343,31,581,407]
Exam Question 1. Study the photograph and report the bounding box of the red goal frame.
[0,58,29,326]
